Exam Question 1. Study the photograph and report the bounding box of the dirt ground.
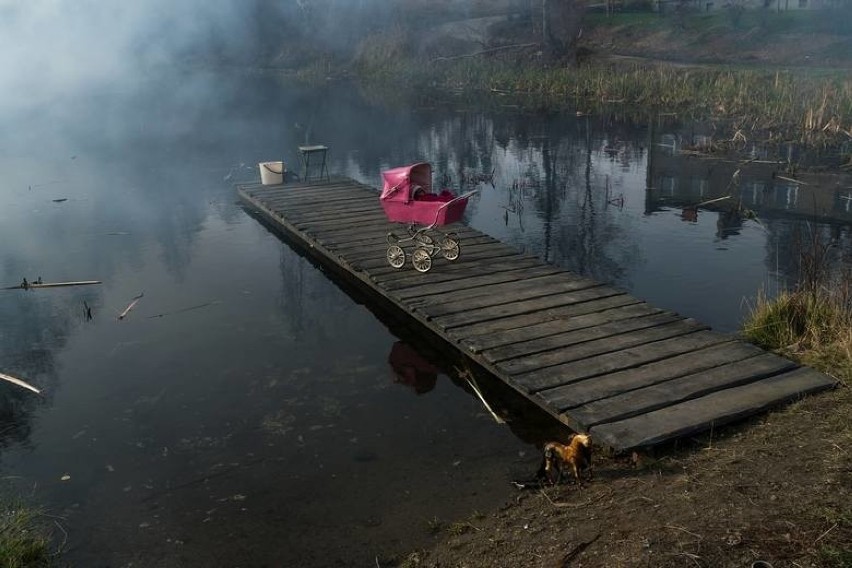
[401,384,851,568]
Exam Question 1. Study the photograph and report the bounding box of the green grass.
[0,500,52,567]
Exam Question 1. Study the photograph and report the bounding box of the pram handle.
[425,189,479,230]
[440,189,479,209]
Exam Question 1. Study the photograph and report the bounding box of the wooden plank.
[392,265,562,300]
[448,295,644,342]
[367,249,525,277]
[297,219,390,237]
[375,256,543,289]
[513,330,732,393]
[354,242,522,272]
[461,303,664,353]
[589,367,838,451]
[483,312,684,364]
[299,216,388,233]
[259,190,370,206]
[304,219,394,236]
[498,319,705,376]
[342,234,497,264]
[329,229,491,258]
[273,200,380,216]
[336,224,486,249]
[414,276,602,319]
[432,286,626,331]
[565,352,798,428]
[539,341,767,412]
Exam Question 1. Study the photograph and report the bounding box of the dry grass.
[353,52,852,149]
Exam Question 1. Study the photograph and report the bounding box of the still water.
[1,73,850,566]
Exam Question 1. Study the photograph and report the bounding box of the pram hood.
[380,162,432,203]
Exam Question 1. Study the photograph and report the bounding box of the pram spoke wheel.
[440,236,460,261]
[415,233,433,248]
[411,248,432,273]
[387,245,405,269]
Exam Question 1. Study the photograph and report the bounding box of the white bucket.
[259,161,285,185]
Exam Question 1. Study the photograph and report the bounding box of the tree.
[541,0,586,61]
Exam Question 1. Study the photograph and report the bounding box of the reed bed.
[356,56,852,147]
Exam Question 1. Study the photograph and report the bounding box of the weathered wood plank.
[354,242,522,272]
[347,240,505,272]
[414,276,602,319]
[539,341,767,412]
[305,220,395,239]
[432,286,626,331]
[342,234,497,264]
[261,191,371,206]
[374,256,542,290]
[589,367,838,451]
[367,248,525,277]
[513,330,732,393]
[498,319,706,376]
[461,303,664,353]
[565,352,798,428]
[393,265,563,300]
[447,295,644,342]
[275,201,380,217]
[483,312,684,365]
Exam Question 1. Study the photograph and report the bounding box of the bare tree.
[541,0,586,61]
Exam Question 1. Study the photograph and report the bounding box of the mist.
[0,0,259,116]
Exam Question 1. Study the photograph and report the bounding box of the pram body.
[380,162,476,273]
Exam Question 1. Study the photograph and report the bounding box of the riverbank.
[400,258,851,567]
[319,7,852,166]
[403,383,849,567]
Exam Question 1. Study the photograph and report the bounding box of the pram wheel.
[411,247,432,273]
[387,245,405,269]
[440,236,460,261]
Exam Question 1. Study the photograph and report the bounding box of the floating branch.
[147,301,221,319]
[118,293,144,320]
[4,279,101,290]
[0,372,41,394]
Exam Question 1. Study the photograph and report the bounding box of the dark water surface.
[1,73,850,566]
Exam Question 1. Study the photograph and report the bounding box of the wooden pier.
[237,177,837,452]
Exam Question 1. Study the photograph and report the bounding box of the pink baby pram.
[380,162,477,273]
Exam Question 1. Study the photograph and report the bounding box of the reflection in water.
[0,76,850,566]
[388,342,438,395]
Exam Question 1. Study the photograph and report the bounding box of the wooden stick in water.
[4,280,102,290]
[0,372,41,394]
[465,376,506,425]
[118,293,144,320]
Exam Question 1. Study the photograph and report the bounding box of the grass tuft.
[743,228,851,383]
[0,500,51,567]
